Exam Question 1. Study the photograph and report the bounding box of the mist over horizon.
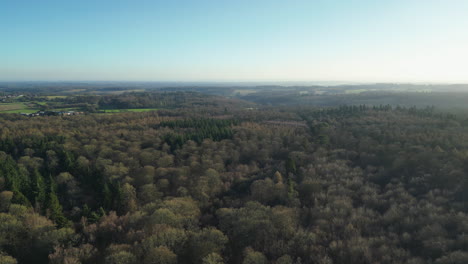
[2,80,468,87]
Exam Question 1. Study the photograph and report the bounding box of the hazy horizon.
[4,81,468,89]
[3,0,468,83]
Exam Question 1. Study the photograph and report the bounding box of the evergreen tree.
[47,178,69,227]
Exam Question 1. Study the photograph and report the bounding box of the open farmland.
[0,102,38,113]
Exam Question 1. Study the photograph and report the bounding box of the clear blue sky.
[2,0,468,82]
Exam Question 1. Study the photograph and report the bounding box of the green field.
[0,103,39,113]
[0,102,158,115]
[62,89,87,93]
[52,107,80,111]
[45,96,67,99]
[2,109,39,114]
[345,89,369,94]
[101,108,158,113]
[233,89,257,95]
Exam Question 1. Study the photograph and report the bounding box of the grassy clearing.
[0,103,39,113]
[108,89,146,94]
[62,89,87,93]
[415,89,432,92]
[45,96,67,99]
[2,109,39,114]
[101,108,158,113]
[345,89,369,94]
[233,89,257,95]
[0,103,26,111]
[52,107,80,111]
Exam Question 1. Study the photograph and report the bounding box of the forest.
[0,89,467,264]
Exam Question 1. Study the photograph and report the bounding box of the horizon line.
[1,80,468,85]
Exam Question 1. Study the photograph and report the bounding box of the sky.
[1,0,468,83]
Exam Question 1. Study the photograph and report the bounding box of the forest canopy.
[0,90,467,264]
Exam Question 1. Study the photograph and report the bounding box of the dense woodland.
[0,91,467,264]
